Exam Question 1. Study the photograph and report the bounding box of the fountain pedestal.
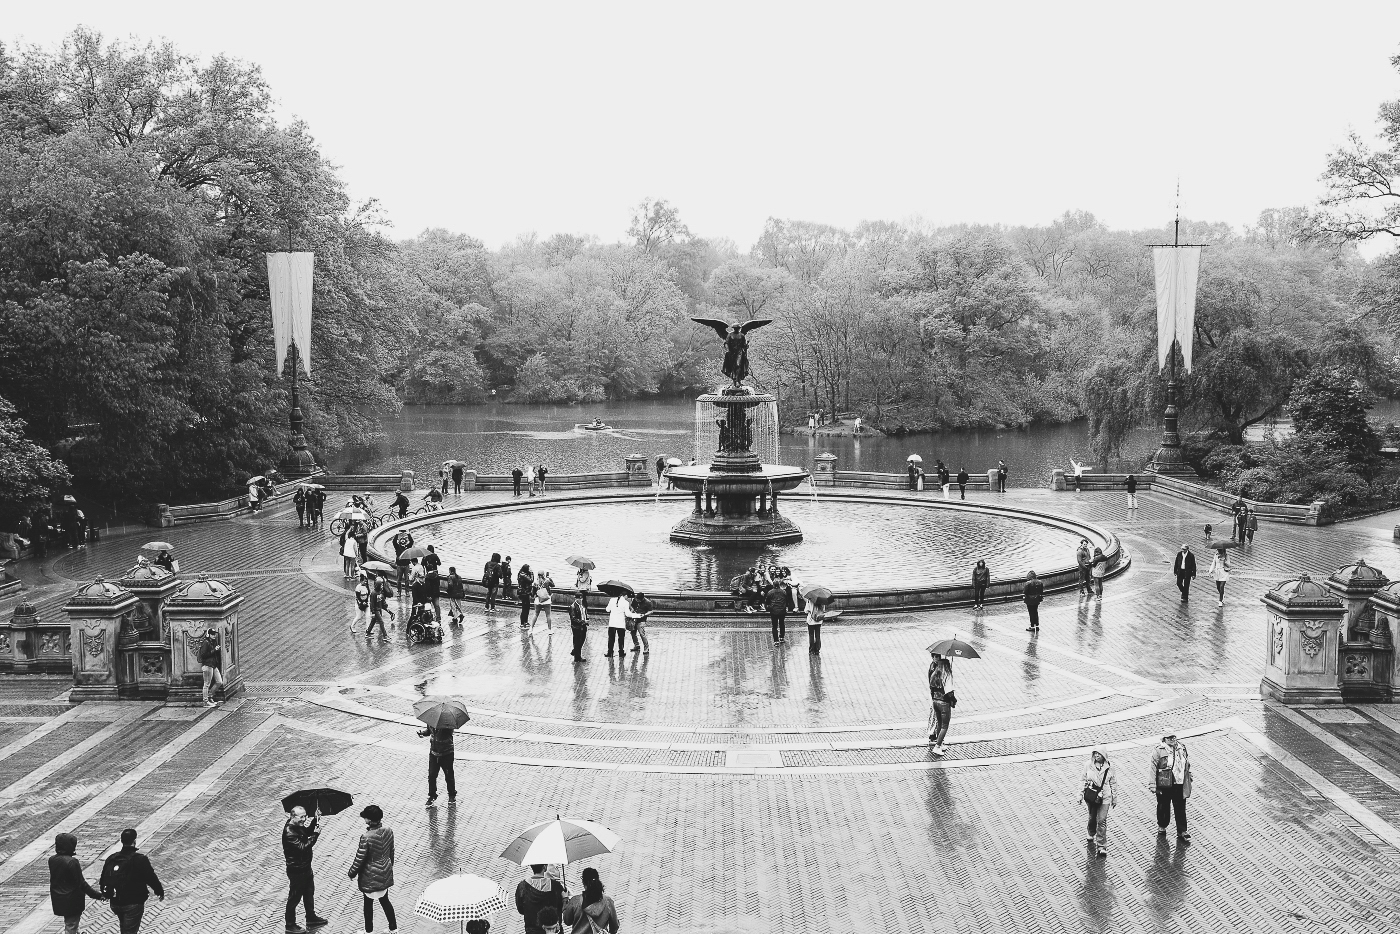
[668,387,808,546]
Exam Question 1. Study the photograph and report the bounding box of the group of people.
[292,485,329,526]
[511,465,549,497]
[1078,735,1195,858]
[48,829,163,934]
[278,803,622,934]
[1073,539,1110,598]
[906,460,978,499]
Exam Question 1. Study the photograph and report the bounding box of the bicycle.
[411,503,444,517]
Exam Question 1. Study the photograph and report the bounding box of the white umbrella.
[414,873,508,933]
[665,457,683,467]
[500,817,620,891]
[906,455,922,463]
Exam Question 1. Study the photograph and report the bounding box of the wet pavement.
[2,487,1400,932]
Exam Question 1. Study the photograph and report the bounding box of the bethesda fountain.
[667,317,809,545]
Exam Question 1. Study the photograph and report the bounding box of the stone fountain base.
[667,463,809,546]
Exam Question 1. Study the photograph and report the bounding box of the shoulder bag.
[1083,766,1109,806]
[1154,753,1175,791]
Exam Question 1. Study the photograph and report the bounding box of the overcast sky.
[8,2,1400,254]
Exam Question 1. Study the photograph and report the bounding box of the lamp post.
[280,337,316,477]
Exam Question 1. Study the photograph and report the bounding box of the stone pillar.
[114,562,183,700]
[1326,560,1389,640]
[64,578,139,703]
[986,468,999,490]
[1364,583,1400,702]
[1051,469,1066,491]
[399,470,415,492]
[625,454,650,485]
[1260,574,1347,705]
[460,470,477,491]
[2,602,73,675]
[813,453,837,487]
[163,575,246,705]
[149,504,174,528]
[1327,561,1391,702]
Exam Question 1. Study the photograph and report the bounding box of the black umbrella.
[597,580,635,597]
[1207,540,1241,551]
[803,586,834,605]
[281,787,354,815]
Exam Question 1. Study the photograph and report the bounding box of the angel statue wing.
[738,319,773,334]
[690,317,732,339]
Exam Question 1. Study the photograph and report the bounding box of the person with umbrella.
[451,461,466,495]
[926,649,956,756]
[414,875,508,934]
[499,816,620,909]
[599,582,636,657]
[569,556,594,591]
[804,587,835,654]
[561,868,619,934]
[282,806,328,932]
[153,549,175,573]
[417,720,459,807]
[1208,546,1231,607]
[347,805,397,934]
[515,865,565,934]
[906,456,920,491]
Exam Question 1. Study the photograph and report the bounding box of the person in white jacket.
[1208,550,1230,607]
[1082,749,1117,857]
[604,595,636,657]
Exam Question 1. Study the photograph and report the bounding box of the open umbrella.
[141,541,175,552]
[414,696,471,730]
[400,546,429,560]
[247,475,266,485]
[596,580,634,598]
[665,456,683,467]
[803,586,834,605]
[415,873,508,933]
[906,455,923,463]
[281,787,354,815]
[450,460,469,468]
[566,555,596,571]
[1208,539,1241,551]
[306,483,326,491]
[501,815,621,868]
[926,637,981,659]
[362,560,396,574]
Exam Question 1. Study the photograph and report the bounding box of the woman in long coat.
[347,805,396,934]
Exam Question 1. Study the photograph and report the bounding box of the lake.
[331,399,1161,487]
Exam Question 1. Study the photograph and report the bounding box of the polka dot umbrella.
[414,873,508,932]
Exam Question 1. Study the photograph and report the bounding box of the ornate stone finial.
[1298,573,1311,583]
[1356,560,1368,567]
[197,573,209,582]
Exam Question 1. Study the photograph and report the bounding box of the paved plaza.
[4,487,1400,933]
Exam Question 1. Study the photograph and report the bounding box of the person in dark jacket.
[100,828,163,934]
[537,464,548,494]
[569,592,589,661]
[956,468,969,500]
[424,566,442,624]
[391,531,414,586]
[1024,570,1045,633]
[516,865,565,934]
[997,460,1009,493]
[484,553,502,610]
[1173,544,1197,600]
[936,461,951,497]
[1125,473,1138,511]
[367,576,395,638]
[49,832,104,934]
[512,467,524,497]
[907,462,919,491]
[347,805,396,933]
[972,560,991,608]
[153,550,174,573]
[198,628,224,708]
[765,582,789,645]
[393,489,410,519]
[451,462,465,494]
[294,486,308,526]
[629,591,652,654]
[446,567,465,624]
[518,565,535,628]
[418,725,458,806]
[283,807,328,933]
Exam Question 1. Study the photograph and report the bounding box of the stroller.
[406,603,444,645]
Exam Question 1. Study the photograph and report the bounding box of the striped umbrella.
[414,873,508,933]
[500,815,620,867]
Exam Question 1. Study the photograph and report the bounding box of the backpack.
[355,582,370,610]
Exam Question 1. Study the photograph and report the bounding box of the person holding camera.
[283,807,327,932]
[1081,749,1116,858]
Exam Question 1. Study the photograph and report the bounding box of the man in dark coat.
[49,832,104,934]
[283,807,328,933]
[956,468,969,500]
[451,463,465,494]
[537,464,548,493]
[907,462,919,491]
[100,828,163,934]
[512,467,524,497]
[1023,571,1044,633]
[997,460,1009,493]
[765,582,789,645]
[393,489,410,518]
[1173,544,1197,600]
[515,865,565,934]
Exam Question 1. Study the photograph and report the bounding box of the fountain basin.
[666,463,809,545]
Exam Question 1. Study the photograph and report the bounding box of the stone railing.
[828,469,992,492]
[151,474,322,527]
[1049,470,1328,526]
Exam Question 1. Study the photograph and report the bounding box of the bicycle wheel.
[329,518,347,536]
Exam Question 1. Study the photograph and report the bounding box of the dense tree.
[0,397,70,529]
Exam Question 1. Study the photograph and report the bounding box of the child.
[1204,523,1213,543]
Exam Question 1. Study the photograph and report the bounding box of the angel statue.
[691,317,773,387]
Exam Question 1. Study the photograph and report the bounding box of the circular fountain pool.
[370,492,1122,613]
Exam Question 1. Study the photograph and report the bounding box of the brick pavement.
[2,489,1400,931]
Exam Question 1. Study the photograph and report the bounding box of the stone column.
[1364,582,1400,702]
[1260,574,1347,705]
[813,453,837,487]
[163,575,246,705]
[625,454,650,486]
[114,562,183,700]
[64,578,139,703]
[1327,561,1391,702]
[399,470,415,492]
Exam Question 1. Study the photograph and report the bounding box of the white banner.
[1153,246,1201,373]
[267,252,314,375]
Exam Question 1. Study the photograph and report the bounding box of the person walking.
[517,565,535,629]
[49,833,104,934]
[445,567,465,625]
[100,829,164,934]
[198,628,224,707]
[530,571,554,633]
[765,581,789,645]
[1090,547,1108,597]
[561,867,619,934]
[1082,749,1117,858]
[569,591,589,661]
[354,522,370,564]
[424,565,443,627]
[1075,539,1092,595]
[512,467,524,497]
[418,725,458,806]
[294,486,308,527]
[605,593,632,657]
[806,600,826,654]
[997,460,1009,493]
[342,532,360,580]
[1173,544,1197,601]
[956,467,969,500]
[971,560,990,609]
[367,575,395,638]
[451,462,465,495]
[393,489,410,519]
[483,553,502,610]
[926,652,955,756]
[1230,497,1247,541]
[1209,549,1230,607]
[1246,509,1258,544]
[1149,734,1192,842]
[515,865,565,934]
[630,591,653,654]
[655,455,666,482]
[1125,473,1138,511]
[1024,571,1044,633]
[347,805,397,933]
[283,807,328,933]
